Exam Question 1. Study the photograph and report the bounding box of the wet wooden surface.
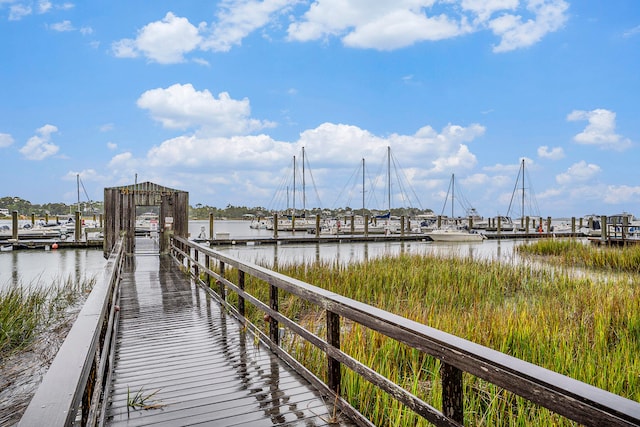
[105,238,355,426]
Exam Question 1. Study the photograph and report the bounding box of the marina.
[5,182,640,426]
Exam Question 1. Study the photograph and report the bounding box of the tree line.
[0,197,434,219]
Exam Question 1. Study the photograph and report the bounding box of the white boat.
[426,226,486,242]
[135,212,159,234]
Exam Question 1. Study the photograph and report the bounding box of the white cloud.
[109,1,569,61]
[107,142,118,150]
[107,152,140,179]
[100,123,114,132]
[537,145,564,159]
[603,185,640,204]
[112,12,203,64]
[488,0,569,52]
[136,83,275,136]
[287,0,567,52]
[0,133,14,148]
[567,108,632,150]
[111,39,138,58]
[200,0,296,52]
[38,1,52,14]
[556,161,600,185]
[341,9,472,50]
[19,124,60,160]
[623,25,640,38]
[144,121,485,179]
[64,169,103,182]
[9,4,32,20]
[461,0,519,22]
[49,20,74,32]
[287,1,473,50]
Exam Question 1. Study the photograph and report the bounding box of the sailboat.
[425,174,485,242]
[505,159,540,231]
[267,147,320,232]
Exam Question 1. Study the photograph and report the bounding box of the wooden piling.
[12,211,18,240]
[209,213,214,240]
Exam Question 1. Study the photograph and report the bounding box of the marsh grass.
[517,238,640,273]
[0,275,95,356]
[228,252,639,425]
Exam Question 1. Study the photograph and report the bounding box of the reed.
[0,276,95,355]
[235,252,639,425]
[517,238,640,273]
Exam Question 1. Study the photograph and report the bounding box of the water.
[190,219,525,266]
[0,248,106,291]
[0,219,531,291]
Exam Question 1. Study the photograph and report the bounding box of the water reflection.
[0,248,105,291]
[214,238,516,268]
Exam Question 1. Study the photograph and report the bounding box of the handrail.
[19,237,125,427]
[172,236,640,427]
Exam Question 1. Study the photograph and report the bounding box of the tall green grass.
[229,252,639,425]
[0,276,95,355]
[517,238,640,273]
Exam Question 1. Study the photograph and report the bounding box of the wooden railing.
[172,236,640,427]
[19,237,125,427]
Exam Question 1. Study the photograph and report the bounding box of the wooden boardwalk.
[104,238,356,426]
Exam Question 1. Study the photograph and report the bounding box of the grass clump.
[233,252,639,426]
[517,238,640,273]
[0,276,95,356]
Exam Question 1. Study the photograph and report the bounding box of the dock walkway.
[104,238,354,426]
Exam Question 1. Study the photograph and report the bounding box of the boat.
[505,159,540,231]
[427,174,486,242]
[135,212,159,235]
[582,212,640,240]
[426,226,486,242]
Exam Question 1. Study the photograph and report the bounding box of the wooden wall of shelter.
[103,182,189,257]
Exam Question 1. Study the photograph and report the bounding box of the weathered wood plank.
[104,248,357,426]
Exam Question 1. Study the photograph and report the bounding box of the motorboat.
[426,226,486,242]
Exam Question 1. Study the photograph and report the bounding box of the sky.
[0,1,639,218]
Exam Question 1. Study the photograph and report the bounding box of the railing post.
[238,270,245,316]
[269,282,279,345]
[205,254,210,287]
[327,311,341,394]
[194,249,199,278]
[209,212,214,240]
[441,362,463,423]
[219,262,225,300]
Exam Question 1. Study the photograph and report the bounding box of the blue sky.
[0,1,638,218]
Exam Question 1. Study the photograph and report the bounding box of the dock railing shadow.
[172,235,640,427]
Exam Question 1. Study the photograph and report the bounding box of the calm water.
[0,219,529,291]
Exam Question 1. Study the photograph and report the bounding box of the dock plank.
[104,245,355,426]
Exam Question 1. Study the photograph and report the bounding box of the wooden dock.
[103,238,355,426]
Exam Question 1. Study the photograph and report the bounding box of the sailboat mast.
[302,147,306,217]
[76,174,80,213]
[292,155,296,217]
[452,174,455,219]
[387,146,391,214]
[362,158,365,218]
[521,159,525,226]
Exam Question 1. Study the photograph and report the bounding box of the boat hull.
[426,229,485,242]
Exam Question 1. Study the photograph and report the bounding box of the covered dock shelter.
[103,181,189,256]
